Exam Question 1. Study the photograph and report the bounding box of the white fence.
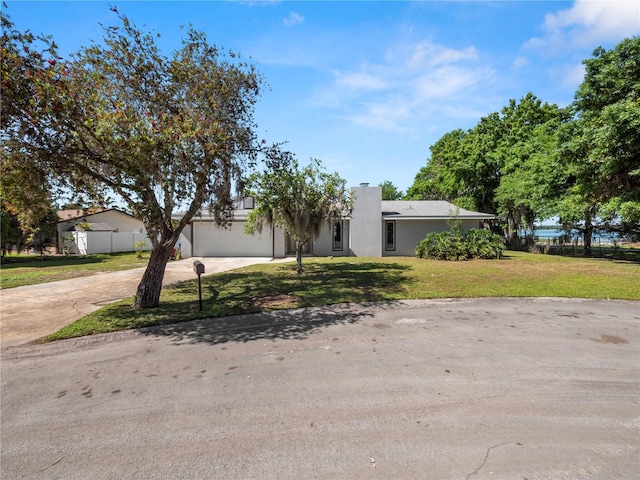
[61,231,151,255]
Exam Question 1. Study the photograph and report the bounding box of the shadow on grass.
[0,251,135,269]
[135,261,412,346]
[508,246,640,264]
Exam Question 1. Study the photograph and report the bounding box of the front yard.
[0,252,148,289]
[42,251,640,342]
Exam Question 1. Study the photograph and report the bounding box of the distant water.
[529,229,620,241]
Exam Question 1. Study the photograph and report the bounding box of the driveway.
[0,257,283,348]
[1,297,638,479]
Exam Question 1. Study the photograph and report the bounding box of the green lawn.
[42,251,640,342]
[0,252,149,289]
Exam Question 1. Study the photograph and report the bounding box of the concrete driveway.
[0,257,282,348]
[1,297,639,479]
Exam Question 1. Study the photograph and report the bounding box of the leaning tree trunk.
[134,241,175,309]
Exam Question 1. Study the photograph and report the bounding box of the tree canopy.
[1,8,264,306]
[406,93,568,246]
[556,36,640,252]
[245,148,351,274]
[379,180,403,200]
[406,36,639,254]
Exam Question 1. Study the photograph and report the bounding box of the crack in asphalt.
[465,441,512,480]
[38,455,65,473]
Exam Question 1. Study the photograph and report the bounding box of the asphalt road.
[2,297,638,479]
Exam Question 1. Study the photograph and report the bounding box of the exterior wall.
[349,185,382,257]
[62,231,150,255]
[178,225,194,259]
[312,220,351,257]
[57,210,146,253]
[273,226,286,258]
[383,219,484,257]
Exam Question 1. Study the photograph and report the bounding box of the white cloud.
[553,62,587,89]
[408,41,478,68]
[527,0,640,51]
[333,69,389,91]
[512,56,528,70]
[283,11,304,27]
[323,40,495,133]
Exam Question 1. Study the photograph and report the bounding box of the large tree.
[493,93,571,246]
[557,36,640,254]
[1,8,264,307]
[245,148,351,274]
[405,129,468,202]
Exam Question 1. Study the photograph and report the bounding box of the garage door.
[193,221,273,257]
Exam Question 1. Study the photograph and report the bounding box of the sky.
[5,0,640,194]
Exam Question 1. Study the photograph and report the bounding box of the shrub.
[416,228,505,260]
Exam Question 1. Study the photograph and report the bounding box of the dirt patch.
[591,334,629,345]
[252,294,301,310]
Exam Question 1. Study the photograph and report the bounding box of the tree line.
[402,37,639,256]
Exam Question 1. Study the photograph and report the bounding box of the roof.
[382,201,494,220]
[57,208,137,223]
[174,199,495,222]
[70,222,117,232]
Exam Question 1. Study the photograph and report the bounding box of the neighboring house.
[175,184,494,258]
[57,208,148,255]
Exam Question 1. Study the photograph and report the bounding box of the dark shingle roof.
[382,201,494,219]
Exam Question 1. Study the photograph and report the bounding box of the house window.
[333,221,343,251]
[385,221,395,251]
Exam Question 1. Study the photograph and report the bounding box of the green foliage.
[245,147,351,274]
[556,36,640,250]
[23,207,58,255]
[379,180,403,200]
[134,239,148,259]
[1,7,265,307]
[416,228,505,261]
[405,95,569,248]
[1,202,24,255]
[407,37,639,253]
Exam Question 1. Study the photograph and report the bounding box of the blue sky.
[5,1,640,193]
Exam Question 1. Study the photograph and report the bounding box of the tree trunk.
[583,219,593,258]
[134,241,175,309]
[507,213,518,249]
[295,240,303,274]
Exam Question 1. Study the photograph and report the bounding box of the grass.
[42,251,640,342]
[0,252,149,289]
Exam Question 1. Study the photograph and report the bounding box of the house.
[175,184,494,258]
[57,208,148,255]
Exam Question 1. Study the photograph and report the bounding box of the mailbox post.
[193,261,205,311]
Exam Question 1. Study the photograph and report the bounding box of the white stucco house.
[175,184,494,259]
[57,208,149,255]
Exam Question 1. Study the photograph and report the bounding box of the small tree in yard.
[245,148,351,274]
[1,8,263,308]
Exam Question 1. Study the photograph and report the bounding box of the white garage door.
[193,222,273,257]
